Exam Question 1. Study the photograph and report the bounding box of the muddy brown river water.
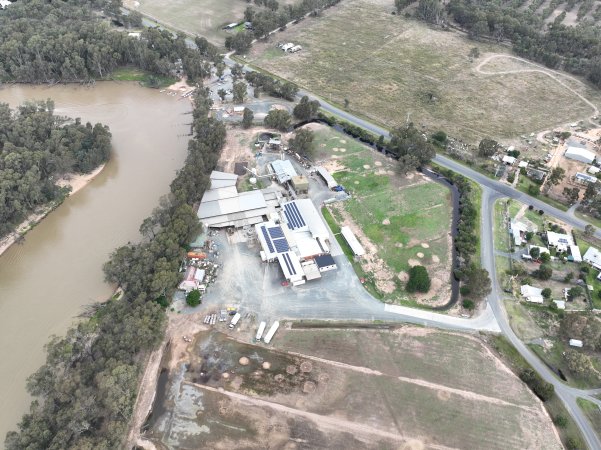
[0,83,191,442]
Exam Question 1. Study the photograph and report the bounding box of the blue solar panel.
[261,227,274,253]
[273,238,289,252]
[291,202,306,227]
[282,253,296,275]
[268,226,284,239]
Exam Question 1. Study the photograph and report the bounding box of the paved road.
[224,53,601,449]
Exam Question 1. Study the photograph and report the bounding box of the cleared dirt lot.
[143,326,561,449]
[247,0,601,143]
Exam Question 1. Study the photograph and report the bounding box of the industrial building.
[564,146,596,164]
[197,171,281,228]
[270,159,297,184]
[255,199,335,285]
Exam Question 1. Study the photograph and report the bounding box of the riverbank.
[0,163,106,258]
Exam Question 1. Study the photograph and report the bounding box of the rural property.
[247,0,601,143]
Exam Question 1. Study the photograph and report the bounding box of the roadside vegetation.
[0,100,111,239]
[490,335,586,450]
[5,88,223,449]
[246,0,601,143]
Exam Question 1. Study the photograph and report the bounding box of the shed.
[301,261,322,280]
[315,254,337,272]
[583,246,601,270]
[574,172,598,184]
[340,226,366,256]
[502,155,516,165]
[565,147,596,164]
[554,300,566,310]
[518,160,529,168]
[520,285,544,303]
[569,339,583,348]
[271,159,297,184]
[291,175,309,194]
[315,166,338,189]
[588,166,600,175]
[569,245,582,263]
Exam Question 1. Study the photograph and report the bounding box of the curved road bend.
[220,56,601,449]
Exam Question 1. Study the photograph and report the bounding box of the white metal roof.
[209,171,238,189]
[575,172,597,183]
[565,147,595,164]
[588,166,600,174]
[315,166,338,189]
[281,199,330,241]
[271,159,297,184]
[340,226,366,256]
[569,339,583,347]
[570,245,582,262]
[277,252,304,281]
[584,246,601,269]
[547,231,574,249]
[521,285,543,298]
[502,155,516,164]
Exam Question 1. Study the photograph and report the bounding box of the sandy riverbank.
[0,163,106,258]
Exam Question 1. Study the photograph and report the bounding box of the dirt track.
[476,54,599,120]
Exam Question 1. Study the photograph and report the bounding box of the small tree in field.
[186,289,201,307]
[406,265,431,293]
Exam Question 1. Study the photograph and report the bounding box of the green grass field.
[315,126,452,303]
[247,0,601,143]
[111,66,176,88]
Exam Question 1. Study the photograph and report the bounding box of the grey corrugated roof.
[271,160,297,184]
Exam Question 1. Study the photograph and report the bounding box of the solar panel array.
[268,227,284,239]
[281,253,296,275]
[283,202,306,230]
[260,226,274,253]
[261,225,289,254]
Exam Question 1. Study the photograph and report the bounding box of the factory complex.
[196,168,343,285]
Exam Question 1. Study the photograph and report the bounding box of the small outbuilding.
[521,284,544,303]
[340,226,365,257]
[502,155,516,165]
[574,172,598,184]
[314,254,337,272]
[291,175,309,194]
[569,339,583,348]
[583,246,601,270]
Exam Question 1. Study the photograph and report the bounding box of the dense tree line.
[5,88,223,449]
[414,0,601,88]
[244,71,299,100]
[0,0,220,83]
[0,100,111,237]
[242,0,342,40]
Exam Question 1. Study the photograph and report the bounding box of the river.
[0,83,191,442]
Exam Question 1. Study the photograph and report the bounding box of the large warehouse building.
[255,198,336,285]
[197,171,280,228]
[564,146,596,164]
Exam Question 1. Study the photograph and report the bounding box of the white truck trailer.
[229,312,241,329]
[256,321,267,341]
[263,321,280,344]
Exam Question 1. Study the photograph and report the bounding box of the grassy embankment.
[490,335,586,449]
[111,67,177,88]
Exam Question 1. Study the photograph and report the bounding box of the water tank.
[249,177,257,185]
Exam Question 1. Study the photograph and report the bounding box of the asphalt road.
[223,53,601,449]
